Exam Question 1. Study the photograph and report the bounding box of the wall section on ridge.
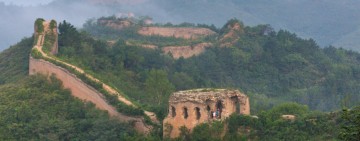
[29,57,120,117]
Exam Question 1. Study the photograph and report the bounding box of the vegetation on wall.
[50,20,57,29]
[42,32,56,54]
[35,18,45,33]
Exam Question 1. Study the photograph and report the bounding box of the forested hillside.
[0,38,159,140]
[1,16,360,140]
[0,37,33,84]
[77,17,360,114]
[0,75,144,140]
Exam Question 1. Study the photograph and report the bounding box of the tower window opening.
[195,107,201,120]
[183,107,188,119]
[171,106,176,117]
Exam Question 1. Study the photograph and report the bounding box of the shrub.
[50,20,57,30]
[35,18,45,33]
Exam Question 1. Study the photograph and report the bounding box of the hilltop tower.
[34,18,58,55]
[163,89,250,138]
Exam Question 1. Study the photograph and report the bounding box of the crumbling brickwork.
[163,89,250,138]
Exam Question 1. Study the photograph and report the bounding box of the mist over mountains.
[1,0,360,51]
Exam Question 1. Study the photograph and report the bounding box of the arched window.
[195,107,201,120]
[183,107,188,119]
[171,106,176,117]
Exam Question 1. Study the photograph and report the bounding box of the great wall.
[29,19,157,133]
[29,19,253,138]
[138,27,216,39]
[100,18,246,59]
[100,18,218,59]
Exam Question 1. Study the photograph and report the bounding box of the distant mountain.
[149,0,360,50]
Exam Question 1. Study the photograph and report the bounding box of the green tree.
[170,72,196,90]
[145,69,175,105]
[58,20,80,48]
[339,107,360,141]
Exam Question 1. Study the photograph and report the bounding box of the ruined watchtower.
[163,88,250,138]
[34,18,58,55]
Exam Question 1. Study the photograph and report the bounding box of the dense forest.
[1,17,360,140]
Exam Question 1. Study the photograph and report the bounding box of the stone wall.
[163,89,250,138]
[98,19,133,30]
[29,19,154,134]
[29,57,152,133]
[29,57,120,116]
[138,27,216,39]
[162,43,212,59]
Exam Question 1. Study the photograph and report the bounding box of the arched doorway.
[231,96,240,114]
[206,105,211,118]
[205,99,213,119]
[215,100,223,118]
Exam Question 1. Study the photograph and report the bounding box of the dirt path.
[34,21,159,132]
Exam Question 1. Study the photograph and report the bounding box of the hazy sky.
[1,0,360,52]
[0,0,53,6]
